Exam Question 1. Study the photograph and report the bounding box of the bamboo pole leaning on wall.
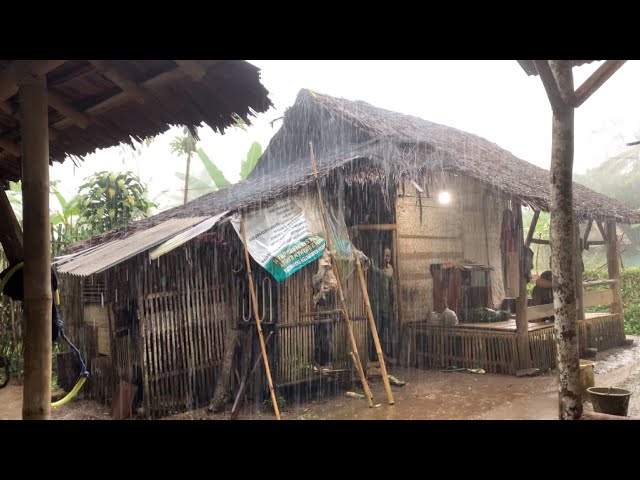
[355,256,394,405]
[240,216,280,420]
[309,142,374,407]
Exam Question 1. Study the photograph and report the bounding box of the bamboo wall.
[275,260,368,386]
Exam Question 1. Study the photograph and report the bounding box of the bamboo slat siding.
[577,312,626,355]
[407,311,627,376]
[275,263,368,386]
[137,242,230,418]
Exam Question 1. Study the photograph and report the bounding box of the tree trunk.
[209,325,240,412]
[19,74,52,420]
[548,60,582,420]
[183,151,191,206]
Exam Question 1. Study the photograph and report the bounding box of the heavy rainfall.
[2,60,640,421]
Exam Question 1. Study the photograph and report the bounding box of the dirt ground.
[2,336,639,420]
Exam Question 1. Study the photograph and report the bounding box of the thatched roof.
[64,88,640,255]
[0,60,272,185]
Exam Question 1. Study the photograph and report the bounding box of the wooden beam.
[582,219,593,250]
[174,60,207,81]
[587,240,606,246]
[533,60,574,113]
[351,223,398,231]
[19,74,52,420]
[514,202,531,370]
[51,66,189,129]
[410,179,424,193]
[583,279,617,287]
[88,60,147,104]
[47,91,91,129]
[575,222,585,320]
[606,221,623,315]
[596,220,608,243]
[525,209,541,248]
[0,60,67,101]
[0,138,20,157]
[574,60,627,108]
[0,187,24,263]
[530,238,550,245]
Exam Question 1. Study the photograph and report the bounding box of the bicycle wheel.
[0,356,10,389]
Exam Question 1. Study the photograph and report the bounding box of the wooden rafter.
[574,60,627,108]
[0,60,67,101]
[47,91,91,129]
[88,60,149,104]
[582,219,593,249]
[51,66,190,129]
[174,60,207,81]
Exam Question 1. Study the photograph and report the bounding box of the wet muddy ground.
[2,336,639,420]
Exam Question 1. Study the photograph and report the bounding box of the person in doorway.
[368,247,398,363]
[531,260,554,322]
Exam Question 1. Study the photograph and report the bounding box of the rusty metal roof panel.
[55,217,207,276]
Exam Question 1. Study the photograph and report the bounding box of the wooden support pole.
[513,201,530,370]
[606,220,623,315]
[309,142,374,407]
[575,221,585,320]
[19,74,52,420]
[525,209,540,248]
[354,256,394,405]
[239,216,280,420]
[0,188,24,263]
[546,60,581,420]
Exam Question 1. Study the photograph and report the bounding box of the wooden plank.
[400,251,464,260]
[526,303,555,321]
[583,289,614,308]
[530,238,550,245]
[398,234,459,240]
[350,223,397,231]
[583,279,617,287]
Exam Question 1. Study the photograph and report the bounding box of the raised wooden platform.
[404,312,625,376]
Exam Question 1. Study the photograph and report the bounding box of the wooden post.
[355,256,394,405]
[19,74,52,420]
[606,221,623,315]
[309,143,374,407]
[546,60,582,420]
[239,216,280,420]
[0,188,24,264]
[513,201,530,370]
[575,221,585,320]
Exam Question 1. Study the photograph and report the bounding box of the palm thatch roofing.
[0,60,272,185]
[63,87,640,257]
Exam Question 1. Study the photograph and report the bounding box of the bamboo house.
[55,88,640,417]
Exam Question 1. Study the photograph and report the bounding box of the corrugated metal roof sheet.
[149,211,229,261]
[55,217,207,277]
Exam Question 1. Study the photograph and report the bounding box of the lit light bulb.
[438,191,451,205]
